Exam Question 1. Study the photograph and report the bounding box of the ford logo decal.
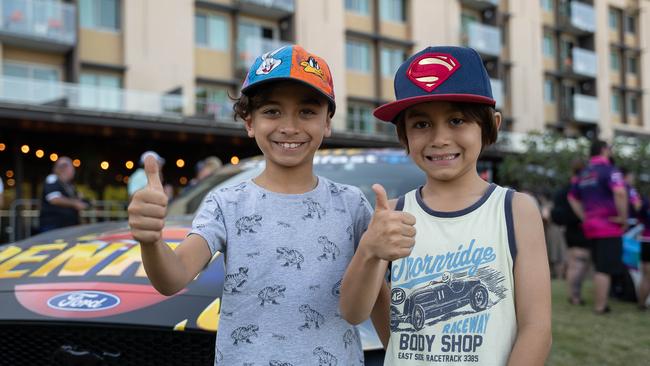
[47,291,120,311]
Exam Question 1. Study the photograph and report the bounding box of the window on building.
[2,62,59,81]
[237,22,277,49]
[628,95,638,116]
[627,55,638,75]
[608,8,620,30]
[195,85,231,117]
[79,72,122,110]
[611,91,621,114]
[380,47,405,77]
[624,14,636,34]
[195,13,228,51]
[380,0,405,22]
[347,102,396,135]
[541,0,553,12]
[543,32,555,57]
[345,0,370,15]
[347,102,374,134]
[544,78,555,103]
[346,39,372,73]
[80,0,120,31]
[610,49,620,71]
[2,61,61,103]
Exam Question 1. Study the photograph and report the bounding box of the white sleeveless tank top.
[384,184,517,366]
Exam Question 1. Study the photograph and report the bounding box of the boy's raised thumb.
[372,184,390,211]
[144,155,163,191]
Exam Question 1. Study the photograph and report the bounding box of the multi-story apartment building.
[0,0,648,199]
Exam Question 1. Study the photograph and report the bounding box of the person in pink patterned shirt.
[568,140,628,314]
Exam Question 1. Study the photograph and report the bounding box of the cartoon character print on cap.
[255,46,287,75]
[289,46,334,99]
[407,53,460,92]
[300,56,324,79]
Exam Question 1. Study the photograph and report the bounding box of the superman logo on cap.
[407,53,460,93]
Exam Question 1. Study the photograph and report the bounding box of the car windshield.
[171,150,426,215]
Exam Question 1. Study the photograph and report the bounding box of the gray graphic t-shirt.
[189,176,372,365]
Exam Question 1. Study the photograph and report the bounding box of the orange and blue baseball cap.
[374,46,495,122]
[241,45,336,116]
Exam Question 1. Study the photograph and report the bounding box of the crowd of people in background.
[544,139,650,312]
[31,150,224,235]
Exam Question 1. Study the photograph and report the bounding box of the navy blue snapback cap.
[374,46,495,122]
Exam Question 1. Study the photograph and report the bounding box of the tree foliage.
[497,132,650,198]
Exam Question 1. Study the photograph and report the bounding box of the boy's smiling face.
[244,81,331,171]
[403,101,499,183]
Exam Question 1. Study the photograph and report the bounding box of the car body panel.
[0,149,426,360]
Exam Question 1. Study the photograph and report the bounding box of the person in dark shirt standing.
[568,140,628,314]
[552,159,590,305]
[39,156,88,233]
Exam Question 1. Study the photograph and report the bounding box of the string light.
[125,161,134,169]
[100,161,109,170]
[6,178,15,186]
[0,143,5,151]
[21,145,30,154]
[35,149,44,158]
[73,159,81,167]
[49,153,58,162]
[176,159,185,168]
[231,156,240,165]
[6,170,14,178]
[180,176,188,185]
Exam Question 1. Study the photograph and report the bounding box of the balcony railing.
[0,0,76,46]
[0,76,183,116]
[195,99,234,121]
[571,47,597,77]
[560,1,595,33]
[238,0,294,13]
[237,37,292,72]
[464,22,501,57]
[490,79,503,109]
[573,94,598,123]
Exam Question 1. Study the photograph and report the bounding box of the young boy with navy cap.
[340,46,552,365]
[128,45,377,365]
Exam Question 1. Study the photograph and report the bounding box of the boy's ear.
[493,111,502,131]
[244,116,255,138]
[323,115,332,138]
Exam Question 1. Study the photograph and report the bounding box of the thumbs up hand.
[128,155,168,246]
[358,184,417,261]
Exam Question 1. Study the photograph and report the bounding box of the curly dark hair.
[233,81,334,121]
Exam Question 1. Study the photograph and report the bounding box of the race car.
[0,148,425,366]
[390,272,490,332]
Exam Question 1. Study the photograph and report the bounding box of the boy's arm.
[370,280,391,348]
[139,235,212,296]
[508,192,552,366]
[340,184,416,325]
[128,156,212,296]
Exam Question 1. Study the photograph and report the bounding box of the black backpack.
[551,185,581,226]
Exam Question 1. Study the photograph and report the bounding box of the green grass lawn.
[548,279,650,366]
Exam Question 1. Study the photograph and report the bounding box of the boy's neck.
[254,164,319,194]
[420,172,490,212]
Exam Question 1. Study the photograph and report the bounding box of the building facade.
[0,0,648,200]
